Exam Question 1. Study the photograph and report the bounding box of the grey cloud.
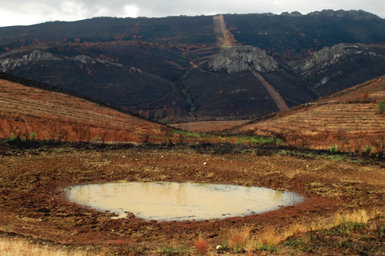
[0,0,384,27]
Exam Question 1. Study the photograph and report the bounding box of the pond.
[65,182,303,221]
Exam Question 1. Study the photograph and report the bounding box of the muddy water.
[66,182,303,221]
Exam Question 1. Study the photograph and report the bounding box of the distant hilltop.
[279,9,380,19]
[0,9,385,122]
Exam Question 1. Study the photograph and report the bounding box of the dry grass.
[193,237,209,255]
[228,209,374,253]
[169,120,249,133]
[234,76,385,153]
[0,237,96,256]
[227,227,251,252]
[257,228,286,247]
[334,209,369,226]
[0,79,167,143]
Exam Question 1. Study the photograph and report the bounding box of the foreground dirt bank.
[0,143,384,254]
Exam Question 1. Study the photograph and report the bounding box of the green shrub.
[29,131,37,140]
[249,137,259,144]
[7,133,16,142]
[330,145,338,154]
[364,146,372,155]
[93,136,101,142]
[377,100,385,114]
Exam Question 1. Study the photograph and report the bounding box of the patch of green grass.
[276,138,283,146]
[257,244,279,252]
[276,150,364,163]
[7,133,16,142]
[378,225,385,238]
[29,131,37,140]
[377,99,385,114]
[364,146,372,155]
[324,154,345,161]
[242,135,276,145]
[330,145,338,154]
[278,149,291,156]
[172,130,202,138]
[283,239,305,248]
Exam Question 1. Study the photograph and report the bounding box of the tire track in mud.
[252,71,289,111]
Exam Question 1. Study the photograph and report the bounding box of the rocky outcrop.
[0,50,123,72]
[0,50,60,71]
[288,43,385,93]
[209,46,278,73]
[291,43,382,77]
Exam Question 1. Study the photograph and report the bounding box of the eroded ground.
[0,143,385,255]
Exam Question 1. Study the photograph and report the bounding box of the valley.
[0,9,385,256]
[233,76,385,154]
[1,11,385,121]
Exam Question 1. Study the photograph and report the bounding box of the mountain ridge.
[0,10,384,122]
[0,72,168,142]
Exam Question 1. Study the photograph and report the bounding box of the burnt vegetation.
[1,10,385,121]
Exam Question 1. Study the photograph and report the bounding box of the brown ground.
[0,143,384,254]
[232,76,385,154]
[213,15,237,48]
[0,79,168,143]
[169,120,250,133]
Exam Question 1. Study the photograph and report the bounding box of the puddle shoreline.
[66,181,304,222]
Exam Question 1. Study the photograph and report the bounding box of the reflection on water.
[66,182,303,221]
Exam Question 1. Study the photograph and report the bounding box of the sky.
[0,0,384,27]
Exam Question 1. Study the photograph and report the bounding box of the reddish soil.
[0,79,168,143]
[1,144,384,254]
[232,76,385,153]
[169,120,250,132]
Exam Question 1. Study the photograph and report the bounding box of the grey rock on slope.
[209,46,278,73]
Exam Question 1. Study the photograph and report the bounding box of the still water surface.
[66,182,303,221]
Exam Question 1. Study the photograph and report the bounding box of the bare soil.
[169,120,250,132]
[233,76,385,154]
[213,15,237,48]
[0,79,167,143]
[1,142,384,254]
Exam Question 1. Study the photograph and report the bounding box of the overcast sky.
[0,0,384,27]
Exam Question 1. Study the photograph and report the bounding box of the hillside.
[232,76,385,153]
[1,11,385,121]
[0,74,168,142]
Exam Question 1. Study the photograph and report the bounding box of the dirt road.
[252,71,289,111]
[213,15,236,48]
